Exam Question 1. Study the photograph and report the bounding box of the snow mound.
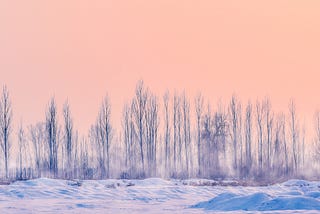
[192,192,271,211]
[192,193,320,211]
[192,179,320,212]
[259,196,320,211]
[133,178,171,186]
[282,179,313,187]
[181,179,241,186]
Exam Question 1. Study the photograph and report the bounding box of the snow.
[0,178,320,213]
[192,179,320,212]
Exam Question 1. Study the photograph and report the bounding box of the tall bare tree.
[289,99,299,174]
[202,103,228,179]
[195,93,203,176]
[122,104,132,176]
[230,95,241,172]
[301,123,306,168]
[145,94,159,177]
[132,80,148,175]
[96,95,112,178]
[314,111,320,164]
[46,97,58,177]
[0,86,12,178]
[63,101,73,178]
[17,123,26,179]
[182,92,191,176]
[264,98,273,171]
[172,93,179,176]
[245,101,252,175]
[201,104,213,178]
[29,123,45,177]
[256,99,265,173]
[163,91,170,176]
[273,113,288,176]
[173,93,183,176]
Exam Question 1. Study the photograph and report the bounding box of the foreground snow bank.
[192,179,320,211]
[1,178,320,213]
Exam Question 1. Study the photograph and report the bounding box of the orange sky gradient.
[0,0,320,134]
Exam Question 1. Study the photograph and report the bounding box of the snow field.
[0,178,320,213]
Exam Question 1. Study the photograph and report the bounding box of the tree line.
[0,81,319,181]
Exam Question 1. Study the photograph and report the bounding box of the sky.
[0,0,320,135]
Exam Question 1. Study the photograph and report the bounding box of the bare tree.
[245,101,252,175]
[282,114,289,175]
[29,123,45,177]
[63,101,73,179]
[4,81,320,181]
[46,97,58,177]
[96,95,112,178]
[314,111,320,164]
[172,93,179,176]
[182,92,191,176]
[215,103,229,178]
[145,94,159,177]
[79,137,89,179]
[163,91,170,176]
[202,103,228,179]
[264,98,273,171]
[289,99,299,174]
[256,99,265,173]
[172,93,183,177]
[122,104,131,175]
[132,80,148,175]
[201,104,213,178]
[17,123,26,179]
[0,86,12,178]
[301,123,306,168]
[273,113,288,176]
[230,95,241,172]
[195,93,203,176]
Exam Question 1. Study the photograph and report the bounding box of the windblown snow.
[1,178,320,213]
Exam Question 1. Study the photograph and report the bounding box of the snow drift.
[192,179,320,212]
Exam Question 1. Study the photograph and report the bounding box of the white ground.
[1,178,320,213]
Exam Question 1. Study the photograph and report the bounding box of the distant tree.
[3,80,320,182]
[273,113,288,176]
[244,101,252,175]
[282,115,289,175]
[229,95,241,173]
[145,94,159,177]
[122,104,132,175]
[29,123,45,177]
[132,80,148,175]
[46,97,58,177]
[172,93,182,177]
[314,111,320,164]
[63,101,73,179]
[163,91,170,176]
[195,93,203,177]
[17,123,26,180]
[213,104,228,178]
[0,86,12,179]
[79,137,89,179]
[201,104,213,178]
[96,95,112,178]
[264,98,273,171]
[289,99,299,174]
[182,92,191,177]
[256,99,265,173]
[301,123,306,168]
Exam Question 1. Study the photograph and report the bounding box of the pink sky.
[0,0,320,134]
